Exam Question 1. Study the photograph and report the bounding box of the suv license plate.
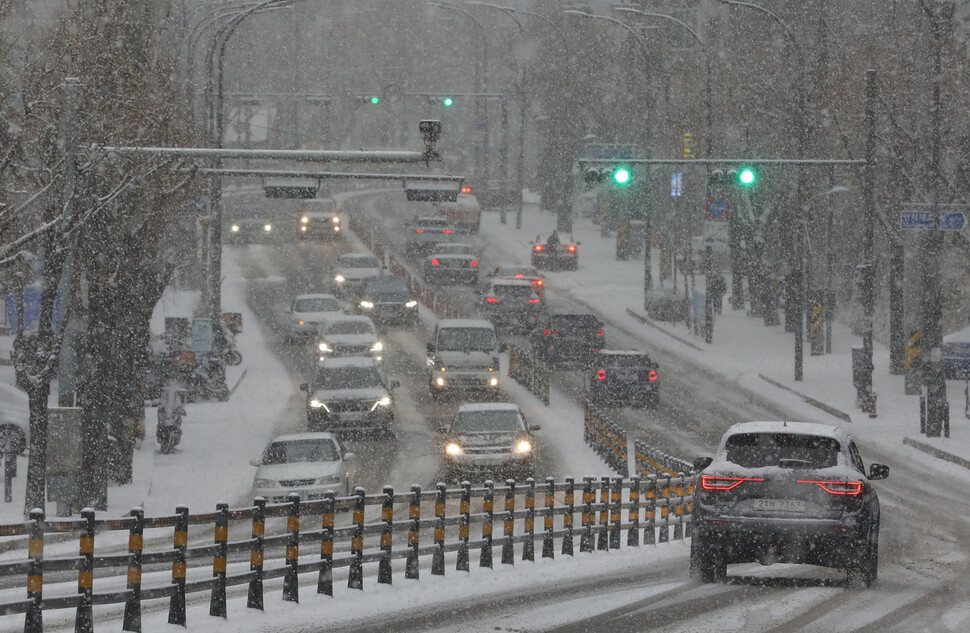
[754,499,805,512]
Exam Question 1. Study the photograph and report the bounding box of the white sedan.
[283,293,343,343]
[251,432,355,501]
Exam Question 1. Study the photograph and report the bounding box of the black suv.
[354,275,419,326]
[530,310,605,365]
[482,278,542,333]
[585,350,659,408]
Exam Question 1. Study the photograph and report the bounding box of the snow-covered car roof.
[294,293,338,302]
[457,402,523,413]
[429,243,475,255]
[317,356,383,369]
[437,319,495,330]
[412,216,455,226]
[266,431,341,444]
[337,253,381,265]
[721,421,846,442]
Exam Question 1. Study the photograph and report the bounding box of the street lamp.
[430,1,490,186]
[717,0,810,381]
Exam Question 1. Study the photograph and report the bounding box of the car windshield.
[364,277,409,293]
[436,327,497,351]
[261,439,339,465]
[326,321,374,335]
[453,409,523,433]
[293,297,339,312]
[315,366,383,389]
[492,284,536,300]
[724,433,841,469]
[340,256,380,269]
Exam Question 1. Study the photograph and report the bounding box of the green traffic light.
[738,167,756,186]
[442,97,453,107]
[613,167,632,185]
[370,96,380,105]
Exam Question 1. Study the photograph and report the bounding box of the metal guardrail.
[507,344,550,405]
[583,400,629,477]
[1,477,694,632]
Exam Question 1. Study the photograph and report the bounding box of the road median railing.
[507,344,550,405]
[0,476,694,632]
[583,400,629,477]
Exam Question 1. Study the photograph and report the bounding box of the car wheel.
[690,537,727,583]
[645,394,660,409]
[846,526,879,588]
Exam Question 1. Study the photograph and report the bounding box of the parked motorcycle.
[156,383,186,454]
[187,354,230,402]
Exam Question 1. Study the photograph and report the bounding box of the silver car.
[438,403,540,481]
[251,432,355,501]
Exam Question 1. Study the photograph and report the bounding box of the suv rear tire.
[690,538,727,583]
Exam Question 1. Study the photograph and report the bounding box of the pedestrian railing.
[507,344,550,405]
[0,476,694,632]
[583,400,629,476]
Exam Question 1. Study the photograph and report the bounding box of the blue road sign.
[939,212,966,231]
[706,196,730,220]
[901,210,966,230]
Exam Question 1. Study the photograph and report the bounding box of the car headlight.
[332,216,340,224]
[318,342,331,352]
[263,224,272,232]
[301,216,309,223]
[370,396,392,411]
[370,341,383,352]
[359,301,374,309]
[515,440,533,454]
[316,474,339,485]
[231,225,240,232]
[334,274,345,283]
[254,478,279,488]
[489,377,499,387]
[445,443,463,456]
[297,320,306,326]
[334,226,341,232]
[405,300,418,308]
[309,399,330,412]
[300,225,307,232]
[436,377,445,386]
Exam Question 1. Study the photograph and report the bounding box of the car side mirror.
[530,424,541,432]
[390,380,401,389]
[300,383,308,392]
[693,456,713,472]
[344,452,356,461]
[868,463,889,480]
[249,459,260,467]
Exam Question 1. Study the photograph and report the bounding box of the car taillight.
[485,297,500,303]
[528,298,540,304]
[514,274,523,277]
[471,260,478,267]
[535,280,542,286]
[543,329,560,335]
[567,245,576,252]
[701,475,765,491]
[596,369,606,381]
[442,229,453,234]
[648,370,658,381]
[415,229,424,233]
[798,480,863,496]
[596,329,604,336]
[534,245,543,252]
[430,258,440,266]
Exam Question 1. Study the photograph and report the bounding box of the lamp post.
[717,0,809,380]
[430,1,490,187]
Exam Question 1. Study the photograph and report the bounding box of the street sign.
[901,210,966,230]
[191,318,214,353]
[706,196,730,220]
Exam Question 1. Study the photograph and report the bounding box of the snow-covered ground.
[1,190,969,632]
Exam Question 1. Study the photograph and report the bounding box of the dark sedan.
[354,275,419,326]
[584,349,659,408]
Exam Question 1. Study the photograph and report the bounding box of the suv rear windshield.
[600,354,654,367]
[725,433,840,469]
[549,314,602,332]
[492,284,537,300]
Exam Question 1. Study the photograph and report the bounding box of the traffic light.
[356,95,381,105]
[584,165,634,187]
[429,96,455,107]
[737,166,757,187]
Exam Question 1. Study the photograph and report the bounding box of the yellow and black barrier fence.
[583,400,629,477]
[507,344,550,406]
[0,476,695,632]
[633,438,696,543]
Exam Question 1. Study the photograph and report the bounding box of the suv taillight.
[596,329,605,336]
[701,475,764,491]
[648,370,658,381]
[471,260,478,267]
[415,228,424,233]
[797,480,863,496]
[543,329,560,335]
[528,298,540,304]
[431,258,440,266]
[596,369,606,381]
[485,297,500,303]
[567,245,576,252]
[534,245,543,252]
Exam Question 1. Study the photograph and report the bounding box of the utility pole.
[860,69,877,405]
[57,78,80,408]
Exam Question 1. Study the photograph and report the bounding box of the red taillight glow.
[528,298,540,304]
[460,185,472,194]
[543,329,560,335]
[485,297,500,303]
[514,274,523,277]
[534,245,543,252]
[442,229,453,234]
[415,229,424,233]
[471,260,478,267]
[597,370,606,381]
[431,258,440,266]
[567,245,576,252]
[798,480,863,496]
[596,329,604,336]
[701,475,765,491]
[648,370,658,381]
[535,280,543,286]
